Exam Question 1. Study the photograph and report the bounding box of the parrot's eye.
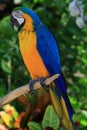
[10,10,25,31]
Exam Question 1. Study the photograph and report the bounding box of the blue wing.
[36,24,74,119]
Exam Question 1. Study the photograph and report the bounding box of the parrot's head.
[10,7,42,31]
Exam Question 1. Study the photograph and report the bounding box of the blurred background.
[0,0,87,130]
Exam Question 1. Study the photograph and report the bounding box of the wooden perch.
[0,74,59,108]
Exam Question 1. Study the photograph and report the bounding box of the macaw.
[10,7,75,130]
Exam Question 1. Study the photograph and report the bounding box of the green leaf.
[27,121,42,130]
[82,110,87,118]
[14,25,18,32]
[42,105,60,130]
[1,59,12,74]
[80,119,87,126]
[34,0,44,3]
[14,0,22,4]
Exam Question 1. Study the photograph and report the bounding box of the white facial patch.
[12,10,25,25]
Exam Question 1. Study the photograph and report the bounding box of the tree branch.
[0,74,59,108]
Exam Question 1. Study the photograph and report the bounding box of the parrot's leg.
[39,77,49,92]
[29,79,38,95]
[29,77,49,95]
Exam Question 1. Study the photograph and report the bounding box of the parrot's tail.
[51,72,76,130]
[49,86,76,130]
[54,72,75,118]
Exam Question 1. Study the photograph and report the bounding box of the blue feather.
[36,24,74,119]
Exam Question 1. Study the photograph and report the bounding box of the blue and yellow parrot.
[11,7,75,130]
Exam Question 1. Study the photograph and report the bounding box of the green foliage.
[42,105,60,130]
[0,16,29,93]
[28,121,43,130]
[28,105,60,130]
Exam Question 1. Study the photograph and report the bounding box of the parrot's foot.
[39,77,49,92]
[29,79,38,95]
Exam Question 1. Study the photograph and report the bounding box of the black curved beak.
[10,15,20,30]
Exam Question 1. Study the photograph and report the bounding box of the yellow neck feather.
[18,14,36,52]
[22,13,34,32]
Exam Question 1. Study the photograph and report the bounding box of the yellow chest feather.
[18,30,49,79]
